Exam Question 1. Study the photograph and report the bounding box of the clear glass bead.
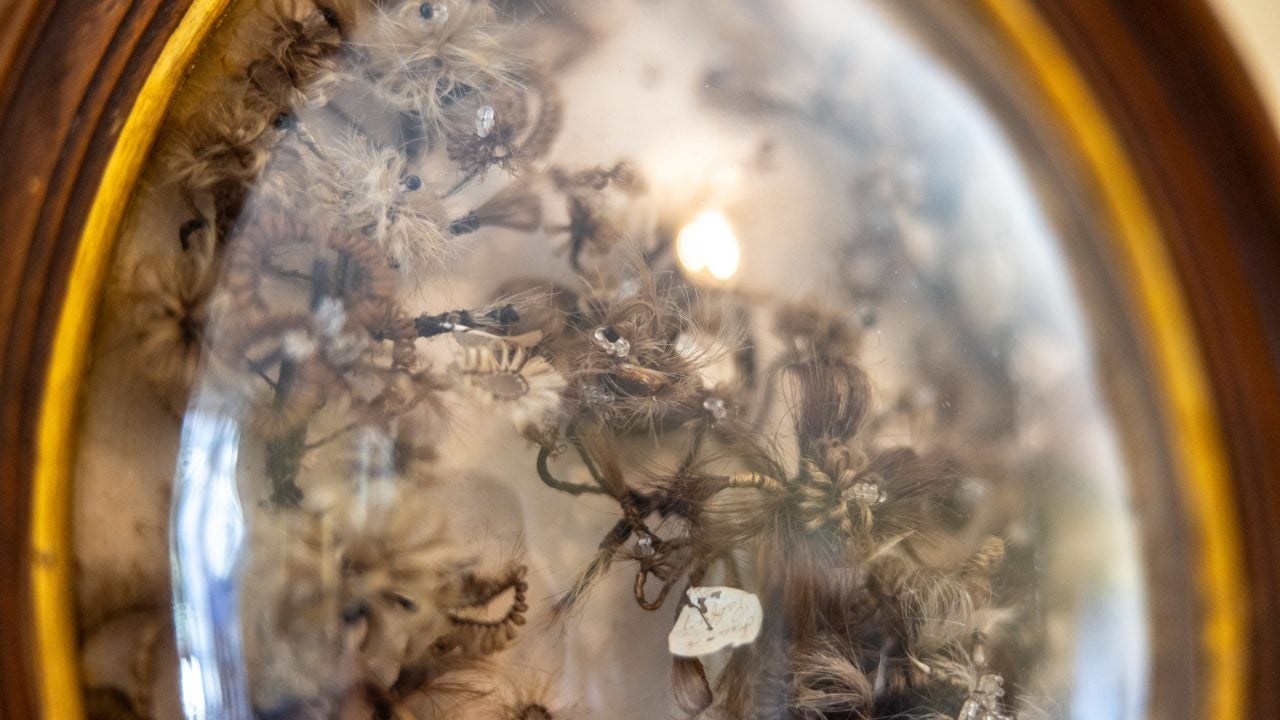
[476,105,495,138]
[592,326,631,357]
[977,673,1006,700]
[957,698,984,720]
[850,481,886,506]
[703,397,728,421]
[635,535,655,558]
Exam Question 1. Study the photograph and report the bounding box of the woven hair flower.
[123,221,218,408]
[333,486,479,688]
[315,134,452,282]
[169,91,283,192]
[350,0,517,137]
[244,0,344,109]
[454,337,566,434]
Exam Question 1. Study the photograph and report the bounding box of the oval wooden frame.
[977,3,1247,716]
[0,0,1276,718]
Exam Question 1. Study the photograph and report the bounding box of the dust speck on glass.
[71,0,1159,719]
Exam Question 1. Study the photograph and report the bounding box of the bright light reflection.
[676,210,741,281]
[172,411,253,719]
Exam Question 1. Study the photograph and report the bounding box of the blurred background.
[1214,0,1280,130]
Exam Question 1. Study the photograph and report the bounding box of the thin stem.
[303,421,360,452]
[444,165,484,198]
[571,438,613,495]
[536,445,609,496]
[264,259,330,507]
[291,118,328,162]
[676,424,708,476]
[323,102,381,148]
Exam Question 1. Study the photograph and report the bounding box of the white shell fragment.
[668,586,763,657]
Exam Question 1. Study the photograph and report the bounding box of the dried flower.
[440,70,561,186]
[551,261,725,431]
[335,489,476,687]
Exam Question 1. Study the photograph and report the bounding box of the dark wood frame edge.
[0,1,195,717]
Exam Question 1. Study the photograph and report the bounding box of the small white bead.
[850,481,886,506]
[475,105,495,138]
[703,397,728,421]
[635,535,655,558]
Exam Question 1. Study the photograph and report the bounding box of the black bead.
[419,3,434,19]
[341,601,370,624]
[178,219,207,251]
[387,592,420,612]
[487,304,520,324]
[450,214,480,235]
[403,174,422,191]
[602,326,621,343]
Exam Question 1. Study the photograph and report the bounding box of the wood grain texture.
[0,1,194,718]
[1030,1,1280,716]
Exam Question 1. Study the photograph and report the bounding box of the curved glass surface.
[71,2,1174,719]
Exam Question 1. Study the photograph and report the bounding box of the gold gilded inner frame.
[30,1,1247,718]
[976,2,1248,718]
